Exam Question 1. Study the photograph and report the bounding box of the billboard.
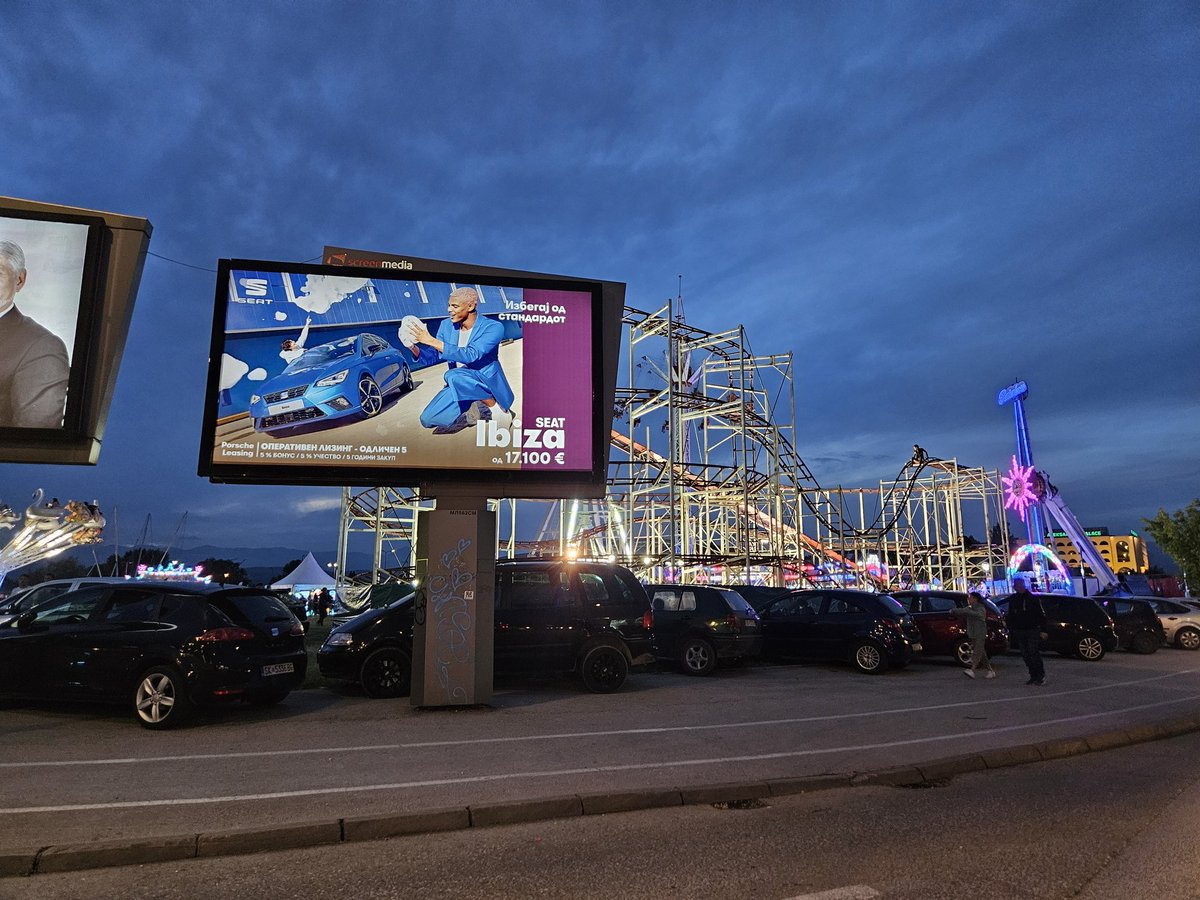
[0,197,151,464]
[199,259,610,493]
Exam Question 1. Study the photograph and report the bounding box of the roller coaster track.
[607,429,881,584]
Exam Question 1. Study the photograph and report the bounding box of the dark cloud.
[0,0,1196,552]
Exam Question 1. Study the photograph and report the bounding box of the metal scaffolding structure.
[330,302,1010,601]
[796,457,1011,592]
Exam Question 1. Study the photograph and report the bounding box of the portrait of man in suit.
[402,286,516,434]
[0,240,70,428]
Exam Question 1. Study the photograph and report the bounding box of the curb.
[6,713,1199,878]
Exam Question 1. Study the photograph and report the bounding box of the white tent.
[271,552,335,590]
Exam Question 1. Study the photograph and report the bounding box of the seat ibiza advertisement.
[198,260,603,489]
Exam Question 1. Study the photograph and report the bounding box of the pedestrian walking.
[1005,577,1048,686]
[951,591,995,678]
[315,587,331,625]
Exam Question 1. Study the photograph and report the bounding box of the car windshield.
[216,591,296,627]
[715,588,757,615]
[285,339,357,373]
[876,594,906,616]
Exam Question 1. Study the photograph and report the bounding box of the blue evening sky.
[1,1,1197,555]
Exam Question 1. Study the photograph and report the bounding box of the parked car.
[269,590,310,632]
[645,584,762,675]
[0,577,133,626]
[993,593,1119,661]
[889,590,1009,665]
[249,332,414,434]
[756,589,922,674]
[0,582,307,728]
[1093,597,1165,654]
[319,559,655,697]
[1144,597,1200,650]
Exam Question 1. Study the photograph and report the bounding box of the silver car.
[1144,597,1200,650]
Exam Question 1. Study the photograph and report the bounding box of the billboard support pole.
[410,487,495,708]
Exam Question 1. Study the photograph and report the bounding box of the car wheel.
[358,375,383,417]
[1075,634,1106,661]
[133,665,192,729]
[247,689,290,706]
[851,640,888,674]
[679,637,717,676]
[360,647,411,699]
[579,644,629,693]
[954,639,973,666]
[1130,632,1159,655]
[1176,627,1200,651]
[403,364,414,391]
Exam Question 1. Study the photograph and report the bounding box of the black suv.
[0,582,307,728]
[994,594,1119,661]
[1095,597,1165,654]
[757,589,923,674]
[319,559,654,696]
[645,584,762,675]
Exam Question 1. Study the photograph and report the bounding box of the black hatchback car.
[319,559,655,696]
[0,581,306,728]
[994,593,1119,661]
[645,584,762,675]
[1095,597,1165,654]
[757,589,923,674]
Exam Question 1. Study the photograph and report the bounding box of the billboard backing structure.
[199,258,622,497]
[0,196,152,465]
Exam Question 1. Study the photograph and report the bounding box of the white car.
[1144,597,1200,650]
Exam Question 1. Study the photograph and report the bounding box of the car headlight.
[323,632,354,647]
[316,369,349,387]
[249,394,261,404]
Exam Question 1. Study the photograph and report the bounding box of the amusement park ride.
[998,379,1128,596]
[0,489,106,584]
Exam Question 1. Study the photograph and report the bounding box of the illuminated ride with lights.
[135,561,213,583]
[0,489,105,584]
[997,380,1127,595]
[1008,542,1073,594]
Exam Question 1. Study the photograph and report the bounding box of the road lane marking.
[2,693,1197,814]
[784,887,880,900]
[2,668,1195,769]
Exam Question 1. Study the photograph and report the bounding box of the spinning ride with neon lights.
[997,381,1125,595]
[0,489,105,582]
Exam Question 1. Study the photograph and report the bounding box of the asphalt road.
[9,727,1200,899]
[2,646,1199,858]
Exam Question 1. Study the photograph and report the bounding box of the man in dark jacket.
[1006,577,1048,686]
[0,241,70,428]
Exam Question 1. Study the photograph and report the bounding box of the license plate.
[262,662,294,676]
[912,643,923,652]
[268,399,304,415]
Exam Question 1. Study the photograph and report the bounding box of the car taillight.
[289,621,304,636]
[883,618,902,633]
[725,614,741,632]
[196,627,256,642]
[642,610,654,631]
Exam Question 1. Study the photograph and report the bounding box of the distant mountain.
[53,543,376,574]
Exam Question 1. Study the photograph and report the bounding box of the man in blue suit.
[403,286,516,432]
